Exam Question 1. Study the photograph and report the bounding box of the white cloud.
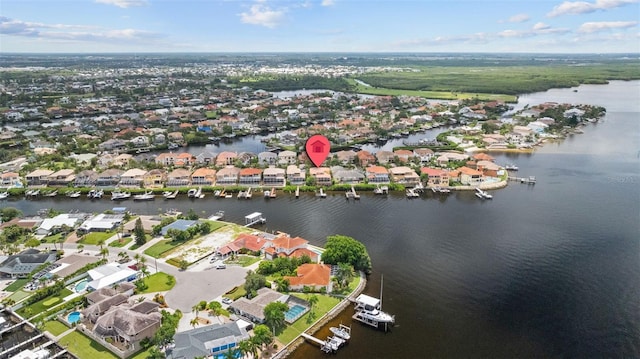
[321,0,336,6]
[547,0,639,17]
[533,22,551,30]
[239,3,286,28]
[95,0,149,8]
[508,13,530,23]
[578,21,638,32]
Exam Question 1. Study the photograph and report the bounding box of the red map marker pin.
[305,134,330,167]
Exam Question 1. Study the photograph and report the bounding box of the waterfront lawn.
[79,231,114,245]
[44,320,69,336]
[109,237,132,248]
[224,254,261,267]
[205,220,227,232]
[144,240,180,258]
[16,288,73,317]
[5,279,28,292]
[277,293,341,344]
[136,272,176,294]
[129,347,155,359]
[59,331,119,359]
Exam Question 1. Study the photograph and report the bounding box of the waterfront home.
[0,249,57,279]
[119,168,147,187]
[258,151,278,166]
[335,150,357,165]
[278,150,298,165]
[527,121,549,133]
[47,169,76,186]
[98,138,127,151]
[458,166,484,186]
[285,263,332,293]
[167,131,184,144]
[77,213,125,234]
[357,150,376,167]
[143,169,167,188]
[264,235,311,260]
[393,149,414,163]
[436,152,470,167]
[96,169,124,187]
[36,213,84,236]
[473,153,495,162]
[216,166,240,185]
[366,166,390,184]
[25,169,54,186]
[166,168,192,187]
[286,165,306,185]
[172,322,250,359]
[376,150,395,165]
[217,233,269,258]
[216,151,238,166]
[263,167,286,187]
[476,160,502,177]
[190,167,216,186]
[309,167,332,186]
[0,171,21,188]
[389,166,421,186]
[331,166,365,184]
[413,148,435,163]
[86,262,139,292]
[228,288,287,323]
[238,168,263,186]
[98,153,133,168]
[195,150,217,165]
[420,168,450,187]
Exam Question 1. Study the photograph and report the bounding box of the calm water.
[4,81,639,358]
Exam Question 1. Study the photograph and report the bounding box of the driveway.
[164,265,248,312]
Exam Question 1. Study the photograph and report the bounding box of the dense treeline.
[228,75,355,92]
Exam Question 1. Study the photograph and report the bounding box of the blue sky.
[1,0,638,53]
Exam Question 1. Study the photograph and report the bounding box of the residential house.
[216,166,240,185]
[264,235,311,260]
[166,168,192,187]
[237,152,257,166]
[375,150,395,165]
[389,166,421,186]
[472,153,495,162]
[262,167,286,187]
[172,322,251,359]
[0,249,57,278]
[36,213,84,236]
[420,168,450,187]
[129,135,149,148]
[238,168,263,186]
[175,152,196,167]
[25,169,54,186]
[285,263,332,293]
[47,169,76,186]
[77,213,125,234]
[228,288,287,324]
[190,168,216,186]
[216,233,269,258]
[96,169,124,187]
[436,152,469,167]
[356,150,376,167]
[393,149,414,163]
[98,139,127,151]
[119,168,147,187]
[1,172,21,188]
[366,166,390,184]
[195,151,217,166]
[476,160,502,178]
[309,167,332,186]
[216,151,238,166]
[331,166,365,184]
[286,165,305,185]
[413,148,434,163]
[458,166,484,186]
[278,150,297,165]
[143,169,167,188]
[74,170,98,187]
[335,150,356,164]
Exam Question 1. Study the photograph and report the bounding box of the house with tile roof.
[285,263,332,293]
[166,168,192,187]
[357,150,376,167]
[264,235,311,260]
[458,166,484,186]
[366,166,390,184]
[420,167,450,187]
[238,168,263,186]
[47,169,76,186]
[286,165,305,185]
[143,169,167,188]
[308,167,332,186]
[216,166,240,185]
[190,168,216,186]
[25,169,54,186]
[388,166,421,186]
[216,233,269,258]
[0,172,22,188]
[263,167,286,187]
[119,168,147,187]
[216,151,238,166]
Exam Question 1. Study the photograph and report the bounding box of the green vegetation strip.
[277,294,341,344]
[16,288,73,317]
[5,279,28,292]
[144,240,180,258]
[79,231,114,245]
[224,255,261,267]
[58,331,119,359]
[6,290,30,302]
[43,320,69,336]
[109,237,132,248]
[136,272,176,294]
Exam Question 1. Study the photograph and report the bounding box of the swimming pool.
[67,311,81,324]
[74,280,88,292]
[285,304,307,323]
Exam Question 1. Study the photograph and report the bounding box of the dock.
[301,332,345,353]
[244,212,266,227]
[295,186,300,198]
[508,175,537,184]
[345,185,360,199]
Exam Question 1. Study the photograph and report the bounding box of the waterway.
[3,81,639,358]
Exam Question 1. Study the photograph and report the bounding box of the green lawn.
[224,255,261,267]
[144,240,182,258]
[41,233,64,244]
[59,331,119,359]
[16,288,73,317]
[277,293,341,344]
[109,237,132,248]
[129,347,156,359]
[206,220,227,232]
[137,272,176,294]
[79,231,114,245]
[6,290,31,303]
[44,320,70,336]
[5,279,28,292]
[224,286,247,301]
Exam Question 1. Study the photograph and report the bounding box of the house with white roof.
[36,213,85,236]
[77,213,125,235]
[87,262,139,292]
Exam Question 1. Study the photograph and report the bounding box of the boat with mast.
[352,275,395,331]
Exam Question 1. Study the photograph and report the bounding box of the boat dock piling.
[295,186,300,198]
[508,176,537,184]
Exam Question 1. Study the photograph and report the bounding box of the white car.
[216,264,226,270]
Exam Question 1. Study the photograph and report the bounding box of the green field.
[144,240,181,258]
[109,237,132,247]
[224,255,261,267]
[6,289,30,303]
[59,331,119,359]
[79,231,114,245]
[44,320,70,336]
[5,279,28,292]
[136,272,176,294]
[41,233,65,244]
[16,288,73,317]
[277,293,342,344]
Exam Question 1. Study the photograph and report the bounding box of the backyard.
[5,279,28,292]
[58,331,119,359]
[16,288,73,317]
[277,293,342,344]
[43,320,70,336]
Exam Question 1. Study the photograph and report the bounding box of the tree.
[237,339,253,359]
[97,238,106,249]
[252,324,273,350]
[208,301,222,317]
[263,301,288,335]
[25,237,41,248]
[147,346,164,359]
[0,207,22,222]
[134,217,146,246]
[307,294,319,314]
[77,244,85,252]
[321,235,372,273]
[189,317,199,329]
[274,278,290,292]
[178,259,189,271]
[334,262,355,291]
[99,247,109,260]
[243,270,266,299]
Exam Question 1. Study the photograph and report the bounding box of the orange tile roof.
[366,166,389,174]
[239,168,263,176]
[285,263,330,287]
[272,236,308,250]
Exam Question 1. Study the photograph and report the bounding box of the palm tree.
[246,337,260,359]
[237,340,252,358]
[100,247,109,260]
[307,294,319,314]
[189,317,199,329]
[140,266,150,279]
[97,238,106,249]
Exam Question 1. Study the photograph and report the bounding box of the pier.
[508,176,537,184]
[346,185,360,199]
[295,186,300,198]
[300,332,346,353]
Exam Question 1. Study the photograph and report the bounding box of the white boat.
[316,188,327,198]
[329,324,351,341]
[373,185,388,195]
[406,188,420,198]
[44,190,58,197]
[432,186,451,194]
[93,189,104,198]
[111,191,131,200]
[163,190,179,199]
[475,187,493,199]
[67,191,81,198]
[25,189,40,197]
[0,192,9,199]
[505,164,519,171]
[353,276,395,331]
[188,187,204,198]
[133,191,155,201]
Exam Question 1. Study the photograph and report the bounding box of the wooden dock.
[508,176,537,184]
[295,186,300,198]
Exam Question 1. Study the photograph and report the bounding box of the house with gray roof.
[0,249,57,278]
[228,287,287,323]
[172,321,250,359]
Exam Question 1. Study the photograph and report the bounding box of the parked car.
[216,264,226,270]
[222,297,232,305]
